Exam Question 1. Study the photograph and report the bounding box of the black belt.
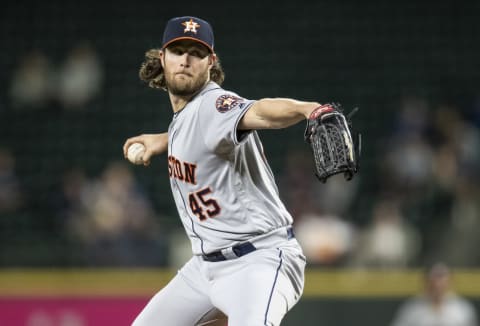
[202,227,295,262]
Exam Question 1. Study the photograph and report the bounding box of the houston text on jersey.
[168,155,197,185]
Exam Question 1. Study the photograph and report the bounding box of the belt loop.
[220,247,238,260]
[287,227,295,240]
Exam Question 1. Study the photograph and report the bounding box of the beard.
[164,68,209,97]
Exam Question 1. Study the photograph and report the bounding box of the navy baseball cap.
[162,16,214,53]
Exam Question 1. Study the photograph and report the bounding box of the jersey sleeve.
[198,90,256,151]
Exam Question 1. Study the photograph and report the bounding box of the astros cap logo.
[161,16,215,53]
[182,19,200,34]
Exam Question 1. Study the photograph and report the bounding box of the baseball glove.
[304,103,361,183]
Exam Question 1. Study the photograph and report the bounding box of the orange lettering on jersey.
[183,162,197,185]
[168,156,173,177]
[174,159,184,181]
[168,155,197,185]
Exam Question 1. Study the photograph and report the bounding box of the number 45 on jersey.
[188,187,221,221]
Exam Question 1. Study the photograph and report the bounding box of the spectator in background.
[350,197,420,268]
[65,162,166,266]
[390,262,478,326]
[431,105,480,187]
[295,210,356,266]
[431,176,480,267]
[49,167,92,243]
[57,41,103,110]
[9,50,55,110]
[380,96,435,216]
[383,133,434,195]
[424,105,480,266]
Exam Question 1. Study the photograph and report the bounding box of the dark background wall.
[1,0,479,267]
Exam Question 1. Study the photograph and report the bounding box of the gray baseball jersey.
[167,81,293,255]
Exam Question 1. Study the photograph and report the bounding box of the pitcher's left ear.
[209,53,217,66]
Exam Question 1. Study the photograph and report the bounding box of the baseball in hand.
[127,143,146,164]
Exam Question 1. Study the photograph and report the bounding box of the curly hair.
[139,48,225,91]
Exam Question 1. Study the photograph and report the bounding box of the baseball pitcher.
[123,16,358,326]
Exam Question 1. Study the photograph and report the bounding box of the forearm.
[239,98,320,130]
[152,132,169,155]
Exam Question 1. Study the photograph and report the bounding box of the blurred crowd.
[2,45,480,269]
[2,44,171,267]
[9,41,103,111]
[52,162,167,266]
[282,95,480,268]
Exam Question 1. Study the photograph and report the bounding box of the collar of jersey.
[172,81,221,118]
